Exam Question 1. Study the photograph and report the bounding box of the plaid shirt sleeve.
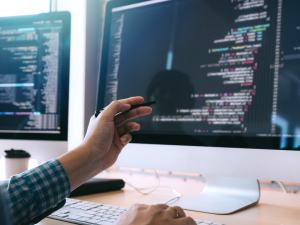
[0,158,70,225]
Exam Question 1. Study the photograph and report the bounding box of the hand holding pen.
[82,97,154,172]
[61,97,154,190]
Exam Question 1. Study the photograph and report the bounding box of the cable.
[123,170,160,195]
[123,170,182,205]
[159,186,182,205]
[277,181,288,193]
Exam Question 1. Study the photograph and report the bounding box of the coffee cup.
[4,149,31,179]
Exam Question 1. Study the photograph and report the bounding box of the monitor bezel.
[0,12,70,141]
[97,0,298,151]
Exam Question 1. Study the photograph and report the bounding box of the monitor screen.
[98,0,300,150]
[0,12,70,140]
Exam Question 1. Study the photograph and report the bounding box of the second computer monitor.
[0,12,71,161]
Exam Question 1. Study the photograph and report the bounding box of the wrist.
[79,142,106,170]
[57,144,104,191]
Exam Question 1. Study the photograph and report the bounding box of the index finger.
[116,96,144,106]
[100,97,144,121]
[100,101,131,122]
[114,106,152,126]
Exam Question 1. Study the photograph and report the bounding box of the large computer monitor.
[97,0,300,213]
[0,12,70,162]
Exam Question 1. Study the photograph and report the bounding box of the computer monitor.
[97,0,300,214]
[0,12,70,162]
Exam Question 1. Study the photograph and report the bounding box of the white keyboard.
[48,198,225,225]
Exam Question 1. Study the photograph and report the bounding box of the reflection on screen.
[104,0,300,145]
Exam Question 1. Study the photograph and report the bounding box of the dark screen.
[101,0,300,149]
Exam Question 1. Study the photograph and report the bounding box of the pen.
[94,101,157,118]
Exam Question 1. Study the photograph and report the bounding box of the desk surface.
[40,171,300,225]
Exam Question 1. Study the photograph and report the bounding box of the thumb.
[101,101,131,121]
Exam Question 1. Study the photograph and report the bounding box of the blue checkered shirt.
[0,158,70,225]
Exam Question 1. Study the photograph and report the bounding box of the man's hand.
[58,97,152,191]
[115,204,196,225]
[82,96,152,171]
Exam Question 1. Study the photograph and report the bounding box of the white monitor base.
[155,176,260,214]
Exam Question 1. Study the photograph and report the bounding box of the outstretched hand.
[83,96,152,171]
[58,97,152,191]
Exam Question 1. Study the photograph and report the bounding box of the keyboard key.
[92,216,101,219]
[57,214,68,218]
[91,208,100,211]
[87,219,100,223]
[97,222,114,225]
[97,210,107,213]
[78,213,93,218]
[82,206,95,210]
[77,217,89,222]
[72,203,82,206]
[85,211,96,215]
[108,210,117,213]
[102,214,111,218]
[58,210,70,214]
[68,215,81,220]
[110,216,119,219]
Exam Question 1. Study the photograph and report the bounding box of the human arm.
[1,96,195,225]
[0,159,70,225]
[0,97,150,225]
[57,96,196,225]
[57,96,152,191]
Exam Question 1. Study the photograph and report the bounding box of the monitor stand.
[155,176,260,214]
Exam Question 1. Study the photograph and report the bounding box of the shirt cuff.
[3,158,71,225]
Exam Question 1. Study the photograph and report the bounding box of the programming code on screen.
[104,0,300,138]
[0,20,63,133]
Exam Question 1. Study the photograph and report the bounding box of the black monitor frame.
[0,12,70,141]
[97,0,298,151]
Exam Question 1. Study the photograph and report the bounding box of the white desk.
[40,171,300,225]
